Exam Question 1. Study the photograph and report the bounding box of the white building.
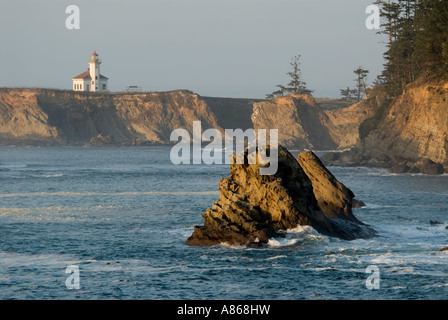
[72,51,109,92]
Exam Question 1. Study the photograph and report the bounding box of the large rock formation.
[320,99,377,150]
[251,94,336,150]
[321,81,448,174]
[297,151,364,222]
[0,88,224,146]
[251,93,376,151]
[0,89,375,152]
[186,145,375,246]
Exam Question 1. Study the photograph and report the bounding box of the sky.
[0,0,387,98]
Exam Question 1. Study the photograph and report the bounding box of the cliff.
[322,80,448,173]
[0,88,223,146]
[362,81,448,172]
[187,145,375,246]
[0,88,371,151]
[251,93,375,150]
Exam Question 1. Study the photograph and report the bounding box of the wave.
[361,203,401,209]
[30,173,66,178]
[267,238,299,248]
[0,164,27,170]
[0,190,220,198]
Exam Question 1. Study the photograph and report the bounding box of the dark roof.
[72,68,108,80]
[72,70,91,80]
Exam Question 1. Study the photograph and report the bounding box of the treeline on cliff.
[375,0,448,96]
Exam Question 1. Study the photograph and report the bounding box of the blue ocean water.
[0,146,447,300]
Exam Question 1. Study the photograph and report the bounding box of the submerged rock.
[186,145,375,246]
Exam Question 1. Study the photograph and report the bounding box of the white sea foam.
[267,238,299,248]
[265,255,287,260]
[31,173,66,178]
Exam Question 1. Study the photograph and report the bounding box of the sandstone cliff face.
[321,100,377,149]
[361,82,448,171]
[0,88,374,151]
[187,145,375,246]
[251,93,375,150]
[321,81,448,174]
[0,88,223,146]
[0,89,61,145]
[251,94,336,150]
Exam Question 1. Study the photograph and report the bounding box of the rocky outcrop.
[0,89,375,152]
[361,82,448,173]
[251,94,336,150]
[186,145,375,246]
[0,88,224,146]
[0,89,62,145]
[251,93,376,151]
[322,81,448,174]
[321,99,377,150]
[297,151,365,222]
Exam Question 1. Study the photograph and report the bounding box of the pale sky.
[0,0,386,98]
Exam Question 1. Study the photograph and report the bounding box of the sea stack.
[186,145,375,246]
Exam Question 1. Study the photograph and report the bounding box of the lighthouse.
[72,51,109,92]
[89,51,100,92]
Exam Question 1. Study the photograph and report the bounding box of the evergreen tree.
[266,54,312,99]
[354,67,370,101]
[414,0,448,78]
[285,55,311,94]
[340,87,358,102]
[340,67,369,103]
[375,0,448,95]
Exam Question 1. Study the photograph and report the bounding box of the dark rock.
[320,152,340,164]
[419,158,445,175]
[187,145,375,246]
[352,199,366,208]
[391,155,407,165]
[391,164,411,174]
[407,166,420,174]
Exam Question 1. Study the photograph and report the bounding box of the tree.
[374,0,401,45]
[374,0,448,95]
[414,0,448,78]
[354,67,369,101]
[266,54,312,99]
[340,67,370,103]
[285,55,311,94]
[340,87,358,103]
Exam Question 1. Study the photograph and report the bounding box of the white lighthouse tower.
[89,51,100,92]
[72,50,109,92]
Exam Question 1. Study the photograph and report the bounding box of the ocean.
[0,146,447,300]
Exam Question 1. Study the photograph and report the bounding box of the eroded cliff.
[362,81,448,171]
[0,88,371,151]
[0,88,223,146]
[322,80,448,173]
[251,93,375,150]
